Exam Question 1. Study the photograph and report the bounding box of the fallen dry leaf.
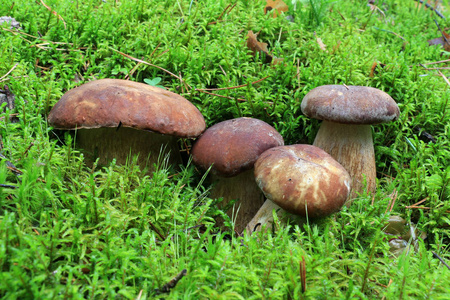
[247,30,273,64]
[428,30,450,52]
[264,0,288,18]
[316,37,327,52]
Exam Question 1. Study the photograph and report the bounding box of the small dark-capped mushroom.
[191,117,284,233]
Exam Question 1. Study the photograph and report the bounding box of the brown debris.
[264,0,289,18]
[246,31,283,64]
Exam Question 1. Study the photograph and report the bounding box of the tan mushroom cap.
[192,117,284,177]
[254,144,351,219]
[48,79,205,138]
[301,85,400,125]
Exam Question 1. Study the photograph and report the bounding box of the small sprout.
[144,77,166,89]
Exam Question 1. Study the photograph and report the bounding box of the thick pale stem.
[313,121,376,199]
[210,169,265,233]
[75,127,182,172]
[245,199,284,234]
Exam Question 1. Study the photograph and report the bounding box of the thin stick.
[196,75,270,91]
[373,27,406,40]
[179,72,184,94]
[0,63,19,82]
[405,204,450,213]
[384,190,397,213]
[300,256,306,293]
[421,59,450,65]
[438,70,450,86]
[109,47,190,89]
[415,0,446,19]
[419,66,450,70]
[434,19,449,44]
[380,279,394,300]
[407,197,428,208]
[219,65,227,78]
[217,4,231,21]
[148,220,166,241]
[149,43,161,59]
[196,90,246,102]
[361,239,378,293]
[432,251,450,270]
[0,184,17,189]
[40,0,67,29]
[22,142,34,158]
[125,44,162,80]
[136,290,143,300]
[155,269,187,294]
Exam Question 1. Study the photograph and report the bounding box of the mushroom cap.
[254,144,351,218]
[301,85,400,125]
[191,117,284,177]
[48,79,206,138]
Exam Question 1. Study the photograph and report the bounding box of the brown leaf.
[265,0,288,18]
[247,30,273,63]
[246,31,284,65]
[428,30,450,51]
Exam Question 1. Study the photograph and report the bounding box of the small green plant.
[144,77,166,89]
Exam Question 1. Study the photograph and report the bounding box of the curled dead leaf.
[428,30,450,52]
[265,0,288,18]
[247,30,283,65]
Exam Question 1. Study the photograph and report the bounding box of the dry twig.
[432,251,450,270]
[195,75,270,91]
[155,269,187,294]
[40,0,67,28]
[110,47,190,90]
[0,64,19,82]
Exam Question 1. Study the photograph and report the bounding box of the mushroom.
[301,85,399,198]
[191,117,284,233]
[246,144,351,233]
[48,79,205,171]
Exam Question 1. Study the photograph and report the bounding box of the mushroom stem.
[210,169,265,233]
[245,199,284,234]
[76,127,182,171]
[313,121,375,199]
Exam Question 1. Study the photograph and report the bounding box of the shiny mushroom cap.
[254,144,351,219]
[48,79,206,138]
[192,117,284,177]
[301,85,400,125]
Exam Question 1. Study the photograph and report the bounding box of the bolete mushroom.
[191,117,284,233]
[48,79,205,171]
[246,144,351,233]
[301,85,399,198]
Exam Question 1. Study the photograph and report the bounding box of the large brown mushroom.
[301,85,399,198]
[48,79,205,170]
[246,144,351,233]
[191,117,284,233]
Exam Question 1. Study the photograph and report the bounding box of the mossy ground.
[0,0,449,298]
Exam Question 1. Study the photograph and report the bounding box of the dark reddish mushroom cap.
[254,144,351,219]
[191,117,284,177]
[48,79,206,138]
[301,85,400,125]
